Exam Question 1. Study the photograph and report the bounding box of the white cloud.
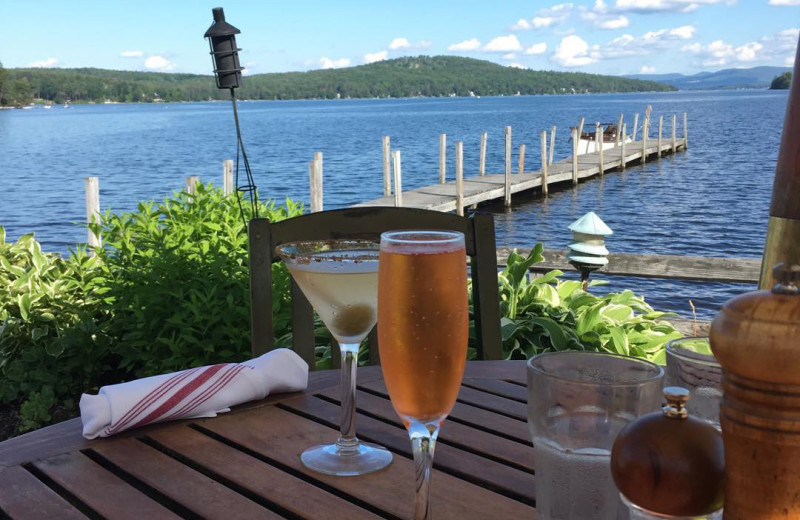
[640,65,656,73]
[552,35,598,66]
[448,38,481,51]
[144,55,176,71]
[612,0,731,13]
[417,40,433,49]
[508,63,526,69]
[524,42,548,55]
[513,3,574,31]
[389,38,410,50]
[364,50,388,64]
[597,16,630,29]
[681,42,703,53]
[511,19,532,30]
[502,53,517,60]
[27,57,58,68]
[787,56,796,66]
[769,0,800,5]
[120,50,143,58]
[485,34,523,52]
[319,57,351,69]
[736,42,763,62]
[643,25,696,41]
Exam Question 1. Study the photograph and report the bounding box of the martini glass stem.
[337,342,360,453]
[409,421,440,520]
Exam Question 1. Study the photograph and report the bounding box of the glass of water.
[527,352,664,520]
[665,337,722,429]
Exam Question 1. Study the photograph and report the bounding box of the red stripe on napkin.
[107,367,200,435]
[128,364,229,430]
[165,365,248,420]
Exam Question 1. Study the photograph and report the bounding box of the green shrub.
[94,184,303,376]
[0,230,113,431]
[488,244,681,364]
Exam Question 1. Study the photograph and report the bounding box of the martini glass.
[276,239,392,476]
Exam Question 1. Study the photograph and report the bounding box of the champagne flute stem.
[409,421,440,520]
[337,343,359,452]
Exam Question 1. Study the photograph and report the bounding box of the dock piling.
[549,126,556,165]
[518,144,526,175]
[504,126,512,206]
[577,117,585,143]
[616,114,623,146]
[456,141,464,216]
[540,130,549,196]
[571,127,579,185]
[683,112,688,149]
[672,114,677,152]
[223,160,234,196]
[479,132,487,176]
[439,133,447,184]
[597,122,604,175]
[382,136,391,197]
[392,150,402,207]
[84,176,101,250]
[632,113,639,141]
[621,124,627,170]
[309,152,323,213]
[658,116,663,158]
[185,176,200,195]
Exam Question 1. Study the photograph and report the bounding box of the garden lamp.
[203,7,258,223]
[566,211,613,290]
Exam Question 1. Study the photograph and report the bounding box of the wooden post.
[540,130,549,196]
[621,123,627,170]
[597,122,604,175]
[479,132,487,176]
[456,141,464,216]
[382,135,391,197]
[632,113,639,141]
[672,114,677,152]
[549,126,556,165]
[616,114,623,146]
[658,115,664,158]
[223,159,234,196]
[571,127,579,185]
[439,133,447,184]
[683,112,688,149]
[504,126,512,206]
[185,175,200,195]
[642,116,648,165]
[392,150,402,207]
[577,117,585,144]
[518,144,526,175]
[309,152,323,213]
[84,176,101,250]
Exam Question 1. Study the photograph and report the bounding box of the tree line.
[0,55,674,106]
[770,72,792,90]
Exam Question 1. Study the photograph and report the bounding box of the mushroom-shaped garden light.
[566,211,613,290]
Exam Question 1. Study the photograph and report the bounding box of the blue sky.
[1,0,798,76]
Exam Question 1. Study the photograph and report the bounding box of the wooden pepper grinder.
[710,263,800,519]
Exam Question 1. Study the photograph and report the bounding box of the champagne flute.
[276,240,392,476]
[377,231,469,519]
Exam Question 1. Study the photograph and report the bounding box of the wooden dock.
[355,136,687,212]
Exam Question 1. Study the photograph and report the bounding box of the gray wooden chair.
[248,207,503,369]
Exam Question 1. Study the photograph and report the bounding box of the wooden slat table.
[0,361,536,519]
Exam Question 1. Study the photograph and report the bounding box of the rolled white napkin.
[80,348,308,439]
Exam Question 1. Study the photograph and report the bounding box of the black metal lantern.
[204,7,244,90]
[203,7,258,222]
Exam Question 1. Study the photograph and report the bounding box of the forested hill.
[2,56,674,105]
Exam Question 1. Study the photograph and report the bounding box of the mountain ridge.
[626,66,792,90]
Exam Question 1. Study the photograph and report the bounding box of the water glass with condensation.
[527,352,664,520]
[665,338,722,429]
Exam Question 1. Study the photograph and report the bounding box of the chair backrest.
[248,207,503,370]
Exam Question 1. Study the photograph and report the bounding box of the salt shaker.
[610,387,725,519]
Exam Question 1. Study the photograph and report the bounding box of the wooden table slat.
[282,393,536,501]
[316,387,535,473]
[146,426,383,520]
[90,436,284,519]
[0,465,88,520]
[33,452,182,520]
[460,378,529,402]
[200,403,537,519]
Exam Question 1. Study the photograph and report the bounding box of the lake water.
[0,90,789,319]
